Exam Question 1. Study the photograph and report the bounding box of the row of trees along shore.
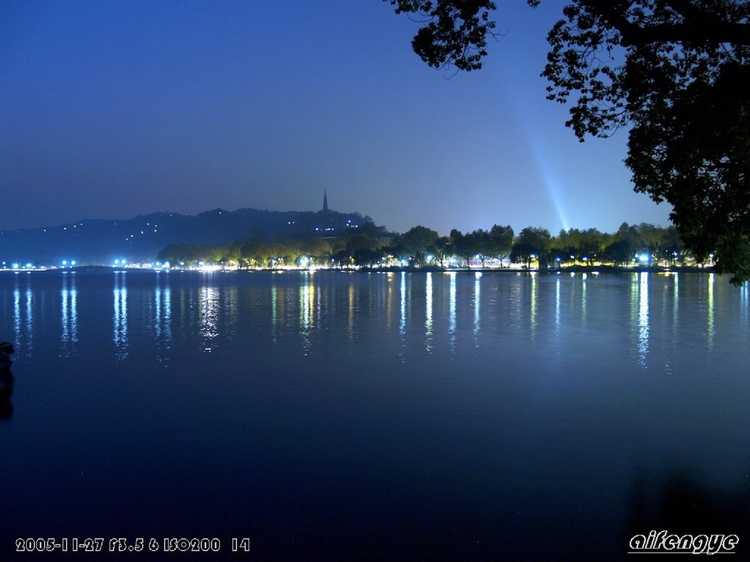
[157,221,702,271]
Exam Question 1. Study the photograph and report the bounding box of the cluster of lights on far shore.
[1,259,78,271]
[1,250,716,274]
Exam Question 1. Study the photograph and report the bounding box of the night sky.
[1,0,671,236]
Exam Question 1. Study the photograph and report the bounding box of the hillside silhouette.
[0,207,376,266]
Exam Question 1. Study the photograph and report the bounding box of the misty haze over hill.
[0,207,378,266]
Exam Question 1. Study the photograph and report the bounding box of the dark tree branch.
[581,0,750,46]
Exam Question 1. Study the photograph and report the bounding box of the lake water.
[1,269,749,560]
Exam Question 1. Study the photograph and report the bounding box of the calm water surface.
[1,269,749,560]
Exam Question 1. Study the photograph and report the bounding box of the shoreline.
[0,264,717,276]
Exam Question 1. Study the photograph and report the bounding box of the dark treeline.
[157,221,694,269]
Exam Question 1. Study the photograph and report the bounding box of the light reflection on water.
[299,272,315,355]
[11,275,34,357]
[708,272,715,349]
[399,271,407,337]
[581,271,587,327]
[113,271,128,359]
[347,281,356,341]
[399,272,407,362]
[271,283,279,343]
[6,271,750,368]
[530,271,538,341]
[638,271,649,367]
[1,270,747,368]
[448,271,456,354]
[473,271,481,345]
[508,274,521,327]
[425,272,433,352]
[153,272,172,363]
[199,285,220,350]
[555,275,561,335]
[672,272,679,338]
[60,271,77,356]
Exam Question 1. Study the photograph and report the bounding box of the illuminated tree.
[299,236,333,266]
[603,238,634,266]
[489,224,514,263]
[395,225,440,264]
[449,228,478,269]
[431,235,452,268]
[552,227,608,264]
[468,228,493,266]
[511,226,551,268]
[387,0,750,283]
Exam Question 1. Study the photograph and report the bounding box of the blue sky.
[1,0,671,236]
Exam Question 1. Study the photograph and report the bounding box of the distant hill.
[0,207,380,266]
